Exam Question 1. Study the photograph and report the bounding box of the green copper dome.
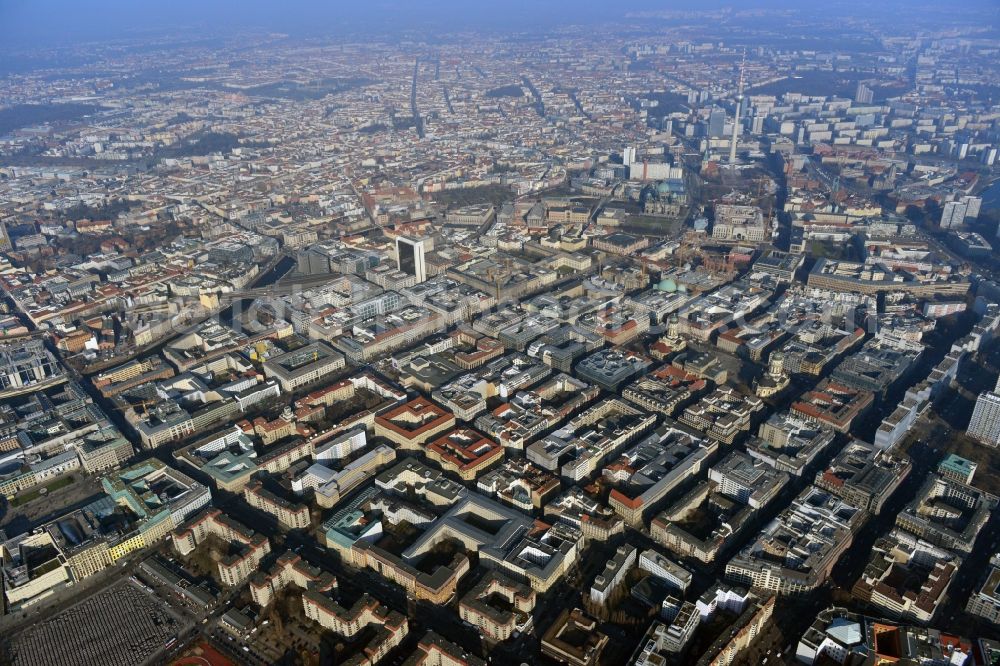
[656,278,677,292]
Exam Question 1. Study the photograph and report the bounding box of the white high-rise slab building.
[940,200,967,229]
[968,376,1000,446]
[962,195,982,221]
[396,236,426,283]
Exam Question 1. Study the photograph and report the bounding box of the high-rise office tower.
[623,146,637,167]
[708,107,726,138]
[961,195,982,221]
[854,81,874,104]
[968,376,1000,446]
[940,200,968,229]
[396,236,426,283]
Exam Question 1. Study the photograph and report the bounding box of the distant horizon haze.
[2,0,997,50]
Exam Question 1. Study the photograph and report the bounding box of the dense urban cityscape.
[1,1,1000,665]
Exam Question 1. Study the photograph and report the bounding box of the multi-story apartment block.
[263,341,346,392]
[92,356,175,398]
[476,458,561,512]
[894,475,997,554]
[77,428,134,473]
[172,508,272,587]
[815,440,911,516]
[747,411,837,477]
[851,534,957,624]
[527,398,657,481]
[459,572,536,643]
[374,397,455,449]
[590,545,637,605]
[966,553,1000,624]
[725,486,866,595]
[303,592,408,665]
[425,428,504,481]
[249,550,336,608]
[790,380,874,433]
[638,549,693,594]
[622,365,708,417]
[575,348,652,391]
[541,608,609,666]
[679,386,763,444]
[406,632,486,666]
[102,460,212,557]
[295,444,396,509]
[708,451,789,510]
[605,423,718,527]
[243,479,311,530]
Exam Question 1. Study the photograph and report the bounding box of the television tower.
[729,51,746,164]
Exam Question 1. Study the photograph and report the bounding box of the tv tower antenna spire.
[729,50,746,164]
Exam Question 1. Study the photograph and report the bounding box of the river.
[253,254,295,288]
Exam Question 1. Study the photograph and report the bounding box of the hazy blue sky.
[1,0,996,49]
[5,1,626,45]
